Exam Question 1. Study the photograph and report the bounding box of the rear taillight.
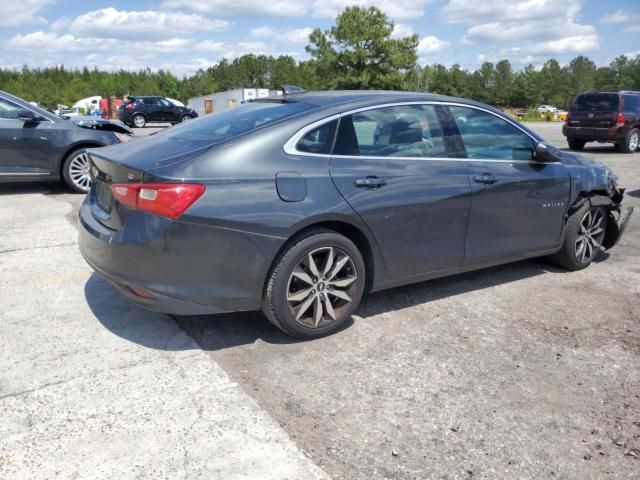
[565,113,571,124]
[111,183,205,219]
[616,112,625,126]
[125,102,135,110]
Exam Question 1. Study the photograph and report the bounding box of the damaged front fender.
[72,117,132,135]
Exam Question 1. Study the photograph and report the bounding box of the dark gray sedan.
[0,91,132,192]
[79,90,632,338]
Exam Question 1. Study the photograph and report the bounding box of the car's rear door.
[142,98,162,122]
[329,103,471,277]
[443,104,571,264]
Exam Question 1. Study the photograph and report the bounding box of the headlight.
[113,132,133,143]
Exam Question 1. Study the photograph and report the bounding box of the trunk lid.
[87,134,211,230]
[568,93,620,128]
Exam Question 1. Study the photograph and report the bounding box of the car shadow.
[627,188,640,199]
[0,182,67,195]
[85,258,569,352]
[559,146,619,155]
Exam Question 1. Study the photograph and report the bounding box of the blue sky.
[1,0,639,77]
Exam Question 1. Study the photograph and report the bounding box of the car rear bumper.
[78,196,281,316]
[563,125,625,142]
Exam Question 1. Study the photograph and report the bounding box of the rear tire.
[262,229,365,339]
[548,203,607,271]
[567,138,585,151]
[620,128,639,153]
[132,114,146,128]
[62,148,92,193]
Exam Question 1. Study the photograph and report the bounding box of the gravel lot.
[2,122,639,479]
[178,123,640,480]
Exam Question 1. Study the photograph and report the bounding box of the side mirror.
[18,109,40,122]
[534,142,561,162]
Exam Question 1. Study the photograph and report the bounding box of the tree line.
[1,7,639,110]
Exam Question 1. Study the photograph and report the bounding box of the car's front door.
[0,97,57,176]
[329,104,471,277]
[444,105,571,264]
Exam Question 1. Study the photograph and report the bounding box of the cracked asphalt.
[0,122,638,480]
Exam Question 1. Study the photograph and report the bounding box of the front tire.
[62,148,92,193]
[548,203,607,271]
[567,138,585,151]
[620,128,639,153]
[262,229,365,339]
[180,114,193,123]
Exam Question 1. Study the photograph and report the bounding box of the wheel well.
[59,143,102,177]
[274,221,376,293]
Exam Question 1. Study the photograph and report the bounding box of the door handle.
[472,174,497,185]
[355,176,386,188]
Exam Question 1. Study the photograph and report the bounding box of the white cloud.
[527,35,599,55]
[251,26,313,43]
[416,36,450,65]
[161,0,433,19]
[67,8,230,41]
[8,32,116,53]
[441,0,582,24]
[418,36,449,55]
[624,25,640,33]
[391,23,415,39]
[602,10,631,24]
[440,0,599,62]
[0,0,53,27]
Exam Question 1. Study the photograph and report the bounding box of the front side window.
[334,104,447,158]
[449,106,534,161]
[0,98,21,120]
[296,120,338,154]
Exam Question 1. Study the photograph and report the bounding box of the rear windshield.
[159,101,318,145]
[571,93,619,112]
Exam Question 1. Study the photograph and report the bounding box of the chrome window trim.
[283,113,341,157]
[282,100,554,164]
[0,94,56,124]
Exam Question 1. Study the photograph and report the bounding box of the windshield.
[572,93,619,112]
[158,101,318,145]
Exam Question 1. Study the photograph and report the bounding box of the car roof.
[259,90,506,116]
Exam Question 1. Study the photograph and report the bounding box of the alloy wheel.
[286,246,358,329]
[68,151,91,192]
[630,131,639,152]
[575,208,606,264]
[134,115,145,128]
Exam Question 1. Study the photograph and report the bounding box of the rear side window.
[296,120,338,154]
[334,104,447,158]
[571,94,619,112]
[449,106,534,161]
[160,101,318,146]
[623,95,640,113]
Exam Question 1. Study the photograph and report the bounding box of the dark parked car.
[563,90,640,152]
[0,90,132,192]
[79,90,633,339]
[119,96,198,128]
